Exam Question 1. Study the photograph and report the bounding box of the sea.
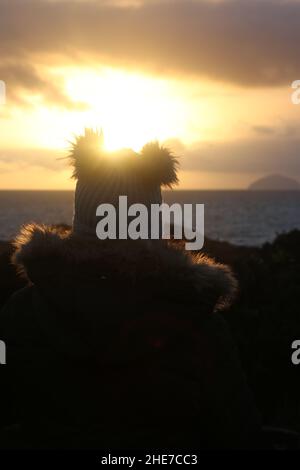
[0,190,299,246]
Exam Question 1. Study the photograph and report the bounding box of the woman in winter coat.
[0,130,261,449]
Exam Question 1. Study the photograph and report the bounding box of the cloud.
[1,135,299,187]
[252,125,276,136]
[182,137,300,177]
[251,122,300,138]
[0,61,88,109]
[2,132,298,178]
[0,148,66,173]
[0,0,300,89]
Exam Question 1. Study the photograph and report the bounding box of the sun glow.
[2,65,227,156]
[0,64,255,190]
[59,67,188,152]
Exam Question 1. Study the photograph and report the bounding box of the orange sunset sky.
[0,0,300,189]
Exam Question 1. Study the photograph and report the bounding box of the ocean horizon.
[0,189,299,246]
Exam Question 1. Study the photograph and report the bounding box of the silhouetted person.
[0,130,261,449]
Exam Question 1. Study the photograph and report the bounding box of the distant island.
[248,174,300,190]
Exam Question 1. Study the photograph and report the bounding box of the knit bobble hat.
[69,129,179,237]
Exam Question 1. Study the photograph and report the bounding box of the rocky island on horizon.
[248,174,300,191]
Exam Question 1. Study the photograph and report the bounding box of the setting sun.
[58,67,188,152]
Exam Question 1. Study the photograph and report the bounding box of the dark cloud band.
[0,0,299,88]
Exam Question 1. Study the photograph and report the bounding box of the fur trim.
[68,129,179,188]
[12,223,238,312]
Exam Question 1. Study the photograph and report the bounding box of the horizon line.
[0,188,300,192]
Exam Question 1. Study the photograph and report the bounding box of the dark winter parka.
[0,223,261,449]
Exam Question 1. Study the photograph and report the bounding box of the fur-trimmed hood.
[12,223,237,315]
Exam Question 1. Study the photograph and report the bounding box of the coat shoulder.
[0,286,35,334]
[11,223,238,315]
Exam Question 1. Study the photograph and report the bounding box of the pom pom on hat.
[68,128,179,188]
